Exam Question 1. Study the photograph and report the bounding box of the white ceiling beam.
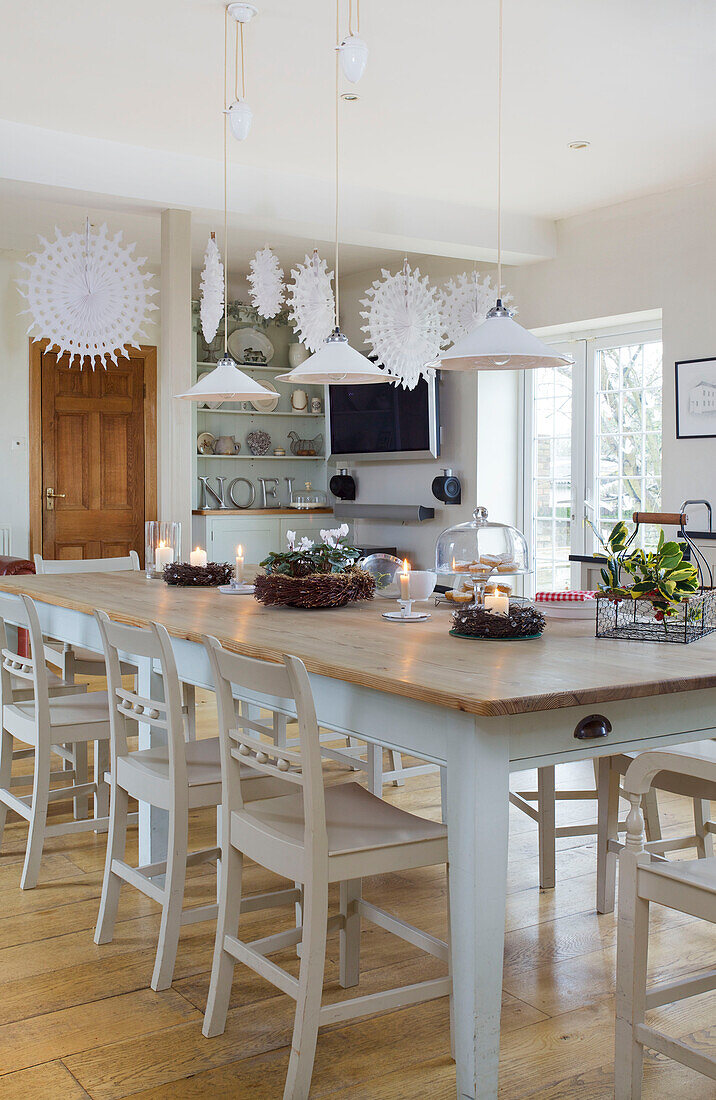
[0,120,556,266]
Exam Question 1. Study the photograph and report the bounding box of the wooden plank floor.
[0,683,714,1098]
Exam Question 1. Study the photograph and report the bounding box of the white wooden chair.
[596,743,715,913]
[0,593,112,889]
[202,637,451,1100]
[34,552,197,740]
[615,745,716,1097]
[510,751,713,910]
[94,611,297,991]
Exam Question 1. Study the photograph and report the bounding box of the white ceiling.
[1,0,715,254]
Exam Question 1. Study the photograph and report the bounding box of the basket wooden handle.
[632,511,687,526]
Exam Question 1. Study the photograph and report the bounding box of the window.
[523,326,662,590]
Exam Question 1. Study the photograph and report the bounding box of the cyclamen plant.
[260,525,363,578]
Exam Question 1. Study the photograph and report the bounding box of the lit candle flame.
[237,544,243,556]
[402,558,410,575]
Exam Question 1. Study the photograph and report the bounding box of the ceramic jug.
[214,435,240,455]
[290,388,308,412]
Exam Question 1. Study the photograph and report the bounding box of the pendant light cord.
[223,6,229,355]
[334,0,341,329]
[497,0,503,299]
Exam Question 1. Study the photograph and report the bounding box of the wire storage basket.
[596,590,716,644]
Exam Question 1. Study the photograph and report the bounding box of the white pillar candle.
[399,559,411,601]
[190,546,208,568]
[154,541,174,571]
[235,544,244,584]
[485,593,509,615]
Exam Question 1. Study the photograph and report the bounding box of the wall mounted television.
[327,368,440,462]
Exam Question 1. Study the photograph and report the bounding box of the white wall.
[510,179,716,546]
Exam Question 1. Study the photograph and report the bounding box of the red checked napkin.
[534,590,597,602]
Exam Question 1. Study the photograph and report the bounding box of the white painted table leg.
[136,654,169,867]
[447,717,510,1100]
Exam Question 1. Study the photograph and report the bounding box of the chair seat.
[47,642,136,675]
[645,853,716,894]
[115,737,294,807]
[12,670,86,701]
[240,781,448,858]
[4,690,111,742]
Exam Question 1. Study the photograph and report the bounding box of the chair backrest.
[203,637,326,850]
[624,743,716,796]
[0,592,53,729]
[95,610,186,790]
[34,551,140,574]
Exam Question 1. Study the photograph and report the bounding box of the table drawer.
[508,687,716,767]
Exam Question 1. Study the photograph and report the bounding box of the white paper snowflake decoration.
[440,270,513,346]
[248,246,284,320]
[200,235,224,343]
[286,250,335,353]
[16,220,158,368]
[360,261,442,389]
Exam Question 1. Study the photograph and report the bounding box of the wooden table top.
[3,570,716,718]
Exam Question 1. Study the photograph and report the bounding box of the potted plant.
[593,520,700,622]
[254,525,375,608]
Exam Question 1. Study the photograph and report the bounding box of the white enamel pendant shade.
[175,355,274,401]
[439,302,574,371]
[276,330,389,385]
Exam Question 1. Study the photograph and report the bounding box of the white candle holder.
[398,598,414,618]
[145,521,181,579]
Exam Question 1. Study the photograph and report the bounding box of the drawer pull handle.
[574,714,612,740]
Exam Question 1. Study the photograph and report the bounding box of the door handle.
[45,487,66,511]
[573,714,612,740]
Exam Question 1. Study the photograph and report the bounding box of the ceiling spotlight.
[341,92,360,101]
[568,139,590,150]
[337,35,369,83]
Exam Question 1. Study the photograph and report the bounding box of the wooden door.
[34,347,156,561]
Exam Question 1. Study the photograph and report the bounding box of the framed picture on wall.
[675,357,716,439]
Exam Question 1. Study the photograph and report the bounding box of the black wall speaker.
[329,468,356,501]
[432,468,461,505]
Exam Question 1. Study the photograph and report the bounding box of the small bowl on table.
[408,570,438,602]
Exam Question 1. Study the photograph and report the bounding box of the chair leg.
[643,787,661,843]
[366,743,382,796]
[95,783,129,945]
[440,766,448,826]
[615,864,649,1099]
[537,765,556,890]
[203,844,244,1037]
[0,728,13,847]
[596,757,622,914]
[151,808,188,991]
[693,798,714,858]
[20,743,51,890]
[93,739,110,832]
[72,742,89,820]
[389,749,405,786]
[182,683,196,742]
[283,871,329,1100]
[339,878,361,989]
[446,863,455,1061]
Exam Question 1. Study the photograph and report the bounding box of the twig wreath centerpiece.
[163,562,234,587]
[450,601,546,640]
[254,526,375,609]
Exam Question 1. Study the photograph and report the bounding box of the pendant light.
[226,3,256,141]
[176,6,272,404]
[276,1,386,386]
[337,0,368,84]
[439,0,573,372]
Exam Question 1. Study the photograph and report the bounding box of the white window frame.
[520,321,663,593]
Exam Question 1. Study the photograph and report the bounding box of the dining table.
[2,567,716,1099]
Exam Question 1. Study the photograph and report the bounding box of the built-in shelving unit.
[198,454,324,461]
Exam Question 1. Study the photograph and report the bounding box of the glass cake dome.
[289,482,328,510]
[435,506,530,579]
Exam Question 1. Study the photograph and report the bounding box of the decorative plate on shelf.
[250,380,279,413]
[197,432,216,455]
[227,327,274,365]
